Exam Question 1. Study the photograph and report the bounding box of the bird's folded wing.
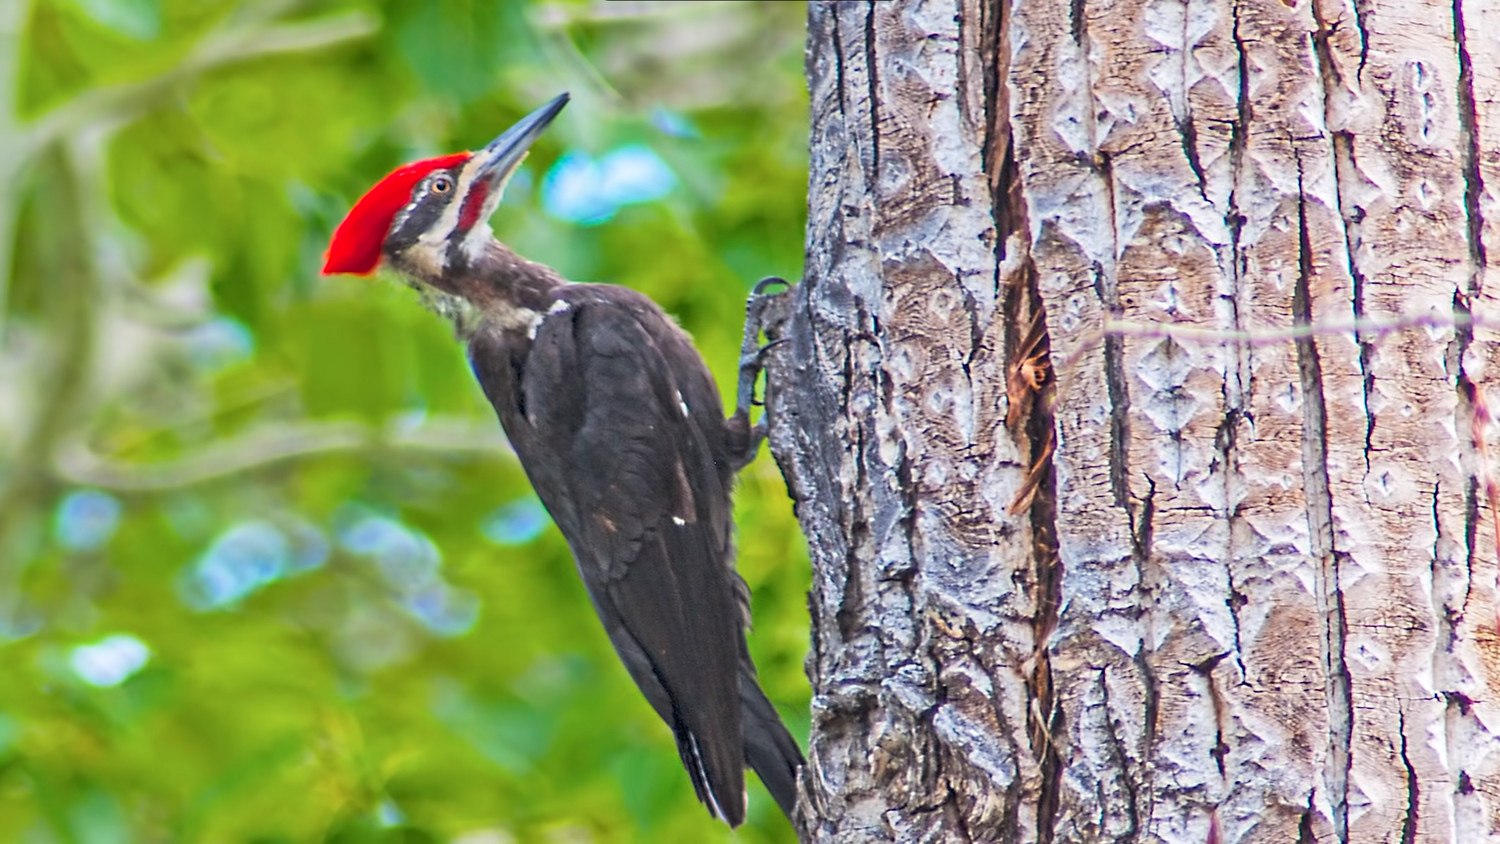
[470,294,747,821]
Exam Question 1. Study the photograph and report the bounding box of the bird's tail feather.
[740,667,805,821]
[680,730,744,825]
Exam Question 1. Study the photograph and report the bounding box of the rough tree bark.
[764,0,1500,841]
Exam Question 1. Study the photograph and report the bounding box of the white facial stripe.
[391,176,429,234]
[418,159,482,258]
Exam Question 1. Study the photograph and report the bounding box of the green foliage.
[0,1,810,841]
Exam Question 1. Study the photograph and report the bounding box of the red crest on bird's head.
[322,152,473,276]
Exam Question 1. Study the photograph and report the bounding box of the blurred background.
[0,0,809,841]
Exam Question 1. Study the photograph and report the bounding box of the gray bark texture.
[762,0,1500,841]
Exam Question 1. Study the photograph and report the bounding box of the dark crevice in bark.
[1350,1,1371,81]
[830,11,848,119]
[1129,647,1159,824]
[864,2,880,183]
[1293,156,1353,844]
[999,244,1062,841]
[1446,3,1489,703]
[1213,409,1249,681]
[979,0,1059,836]
[978,4,1029,833]
[1398,706,1420,844]
[1453,282,1479,619]
[1458,359,1480,615]
[1191,652,1231,780]
[1228,2,1251,172]
[1429,482,1459,649]
[1130,476,1156,571]
[1297,797,1317,844]
[837,335,866,641]
[1097,148,1119,274]
[1327,149,1375,476]
[1098,670,1142,840]
[1128,472,1159,818]
[1452,0,1489,291]
[1307,0,1378,481]
[1309,7,1345,89]
[1004,259,1064,844]
[981,0,1017,257]
[1177,112,1208,202]
[1463,471,1478,613]
[1174,0,1207,203]
[1097,273,1131,510]
[1219,0,1252,686]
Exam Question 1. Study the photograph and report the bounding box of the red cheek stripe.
[457,181,492,234]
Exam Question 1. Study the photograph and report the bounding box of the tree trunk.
[766,0,1500,841]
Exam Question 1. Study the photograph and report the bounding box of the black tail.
[740,665,805,821]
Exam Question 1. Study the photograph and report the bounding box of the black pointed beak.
[473,93,570,186]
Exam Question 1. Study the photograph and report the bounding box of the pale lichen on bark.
[775,1,1500,841]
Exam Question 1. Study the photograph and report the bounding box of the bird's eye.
[431,175,453,194]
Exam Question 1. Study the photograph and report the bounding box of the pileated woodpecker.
[322,94,802,826]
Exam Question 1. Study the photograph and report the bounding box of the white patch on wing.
[526,297,572,340]
[672,516,686,526]
[676,390,689,418]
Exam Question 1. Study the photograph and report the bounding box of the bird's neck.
[423,240,566,337]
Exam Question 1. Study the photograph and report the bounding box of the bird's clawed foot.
[736,277,790,414]
[731,277,791,466]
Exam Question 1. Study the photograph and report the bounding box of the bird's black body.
[468,264,796,823]
[325,95,802,826]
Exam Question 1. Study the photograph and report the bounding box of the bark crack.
[1308,0,1378,485]
[1429,481,1457,650]
[838,328,868,641]
[1350,0,1371,81]
[999,225,1062,844]
[1219,0,1252,685]
[1177,110,1209,202]
[1297,795,1318,844]
[831,10,849,120]
[1452,0,1489,292]
[864,2,881,183]
[1174,0,1206,202]
[1191,651,1232,787]
[1293,154,1353,844]
[1098,669,1142,840]
[1398,705,1419,844]
[1007,267,1064,844]
[1463,472,1478,616]
[1097,260,1132,512]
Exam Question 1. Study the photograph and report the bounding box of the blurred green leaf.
[65,0,161,41]
[2,2,809,842]
[390,1,518,105]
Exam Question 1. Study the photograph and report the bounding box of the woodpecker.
[322,94,802,826]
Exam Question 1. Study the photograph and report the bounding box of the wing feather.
[469,288,746,823]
